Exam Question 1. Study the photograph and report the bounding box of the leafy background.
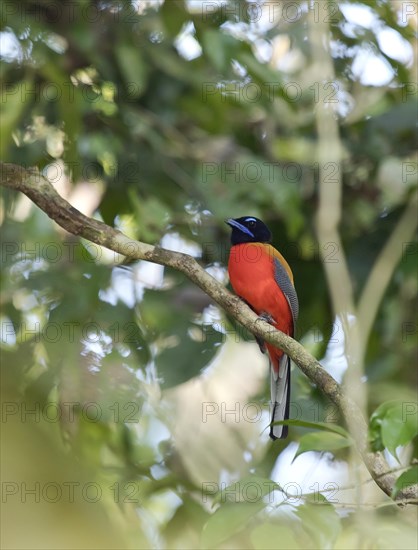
[1,1,417,548]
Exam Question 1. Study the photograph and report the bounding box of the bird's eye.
[248,220,256,228]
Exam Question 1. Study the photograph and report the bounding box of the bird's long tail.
[269,354,290,439]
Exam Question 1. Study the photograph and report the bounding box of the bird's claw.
[257,312,276,325]
[255,312,276,353]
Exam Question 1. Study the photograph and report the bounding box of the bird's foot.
[254,312,276,353]
[257,311,276,325]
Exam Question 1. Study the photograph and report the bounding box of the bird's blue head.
[226,216,272,245]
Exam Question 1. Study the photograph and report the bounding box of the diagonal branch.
[0,161,416,503]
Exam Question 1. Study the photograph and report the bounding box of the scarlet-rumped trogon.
[226,216,299,439]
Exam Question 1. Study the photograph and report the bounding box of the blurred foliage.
[1,0,417,548]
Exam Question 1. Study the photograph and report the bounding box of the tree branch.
[308,3,366,425]
[358,191,418,345]
[1,161,416,503]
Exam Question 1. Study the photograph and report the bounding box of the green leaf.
[251,523,300,550]
[297,500,341,550]
[212,475,279,507]
[380,403,418,459]
[0,80,30,158]
[141,285,223,389]
[202,30,226,71]
[41,63,83,180]
[294,431,352,460]
[115,44,148,98]
[392,466,418,498]
[271,418,350,438]
[272,137,318,164]
[369,401,398,451]
[160,0,188,37]
[237,52,285,87]
[201,502,265,549]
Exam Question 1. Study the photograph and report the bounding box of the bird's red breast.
[227,242,294,373]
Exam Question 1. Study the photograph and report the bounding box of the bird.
[226,216,299,439]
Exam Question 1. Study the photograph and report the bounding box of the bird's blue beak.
[225,218,254,238]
